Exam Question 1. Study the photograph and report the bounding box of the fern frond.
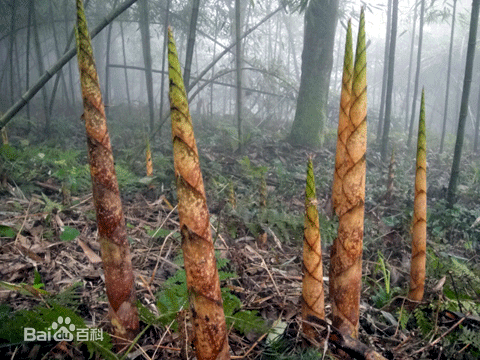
[414,307,433,336]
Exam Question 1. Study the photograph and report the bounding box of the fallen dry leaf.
[77,239,102,264]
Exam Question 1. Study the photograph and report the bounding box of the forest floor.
[1,121,480,359]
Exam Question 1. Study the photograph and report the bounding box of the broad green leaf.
[60,226,80,242]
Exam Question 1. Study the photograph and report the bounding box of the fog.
[0,0,477,148]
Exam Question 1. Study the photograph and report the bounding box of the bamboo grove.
[70,1,430,357]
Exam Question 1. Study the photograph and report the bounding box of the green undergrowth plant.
[371,252,402,308]
[428,249,480,307]
[396,307,411,332]
[139,252,268,335]
[318,212,337,246]
[262,327,327,360]
[1,145,90,194]
[381,207,413,233]
[0,303,114,359]
[414,304,480,359]
[419,250,480,357]
[396,297,480,358]
[0,271,113,359]
[208,156,305,243]
[0,142,158,196]
[255,208,304,243]
[429,199,480,245]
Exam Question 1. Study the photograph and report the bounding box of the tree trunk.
[139,0,155,133]
[376,0,392,141]
[407,0,426,148]
[404,0,417,131]
[380,0,399,162]
[184,0,201,90]
[446,0,479,207]
[288,0,339,148]
[439,0,457,154]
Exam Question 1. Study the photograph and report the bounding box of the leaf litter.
[0,135,480,359]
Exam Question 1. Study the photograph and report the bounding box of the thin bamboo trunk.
[184,0,201,90]
[439,0,457,154]
[380,0,399,162]
[119,22,131,108]
[32,0,51,136]
[26,0,32,121]
[105,0,119,118]
[51,0,91,119]
[474,84,480,152]
[404,1,417,132]
[14,36,22,105]
[407,0,425,148]
[235,0,243,152]
[447,0,480,207]
[65,0,77,108]
[139,0,155,133]
[9,0,16,106]
[209,6,218,117]
[376,0,392,141]
[385,148,395,204]
[48,0,72,116]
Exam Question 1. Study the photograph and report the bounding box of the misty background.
[0,0,476,149]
